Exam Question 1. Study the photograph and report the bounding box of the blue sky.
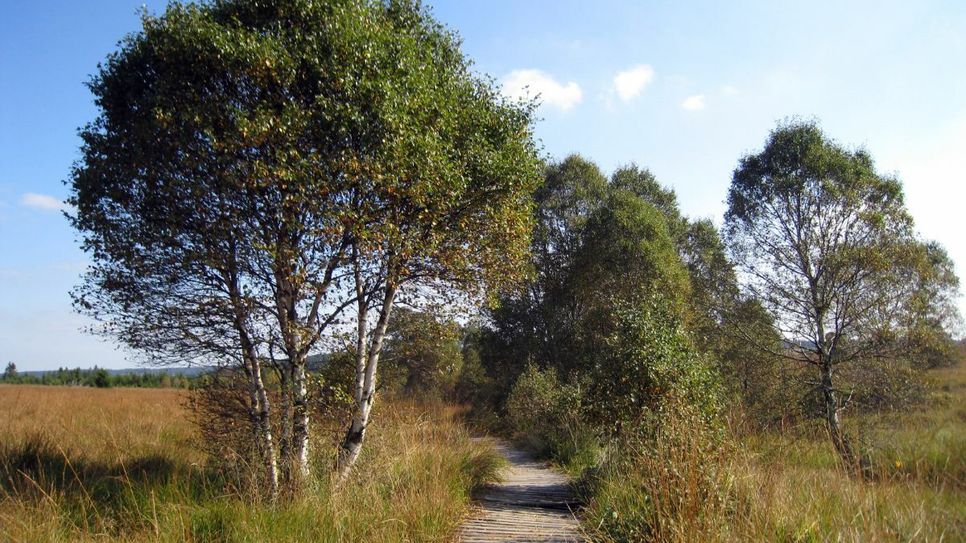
[1,0,964,370]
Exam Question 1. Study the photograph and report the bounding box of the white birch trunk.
[820,362,857,470]
[337,284,397,477]
[229,270,280,499]
[277,366,293,483]
[245,352,280,498]
[292,357,311,482]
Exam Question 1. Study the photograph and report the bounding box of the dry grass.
[0,385,198,462]
[578,364,966,542]
[580,407,739,543]
[727,364,966,541]
[0,385,500,542]
[734,431,964,541]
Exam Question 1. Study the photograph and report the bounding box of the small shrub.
[187,365,353,498]
[505,364,599,468]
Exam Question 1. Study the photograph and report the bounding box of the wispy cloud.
[20,192,71,212]
[681,94,706,111]
[612,65,655,102]
[0,268,24,281]
[502,69,583,112]
[721,85,739,96]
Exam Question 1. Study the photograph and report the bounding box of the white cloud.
[20,192,70,212]
[681,94,706,111]
[501,69,583,111]
[722,85,739,96]
[612,65,655,102]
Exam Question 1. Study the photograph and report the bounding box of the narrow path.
[459,440,583,543]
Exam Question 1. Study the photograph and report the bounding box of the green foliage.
[336,0,543,302]
[610,165,686,240]
[479,155,712,403]
[380,308,463,398]
[500,297,721,469]
[608,166,739,341]
[453,327,487,397]
[900,242,962,368]
[533,155,609,269]
[725,120,961,419]
[0,366,196,388]
[504,365,598,469]
[725,119,959,359]
[679,219,738,347]
[574,189,691,315]
[69,0,540,490]
[723,119,965,469]
[715,298,794,426]
[478,155,610,397]
[70,0,539,361]
[584,301,722,436]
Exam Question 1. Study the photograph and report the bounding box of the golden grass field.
[0,386,199,464]
[0,385,501,543]
[2,363,964,542]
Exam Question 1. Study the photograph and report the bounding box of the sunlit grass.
[0,385,500,542]
[577,364,966,542]
[735,430,963,541]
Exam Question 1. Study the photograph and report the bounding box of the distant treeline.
[1,365,199,389]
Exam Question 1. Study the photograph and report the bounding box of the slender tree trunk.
[337,284,398,478]
[272,266,312,488]
[811,303,860,474]
[227,262,280,499]
[819,362,858,471]
[240,359,263,451]
[291,355,311,483]
[277,364,293,484]
[243,351,280,498]
[351,274,369,416]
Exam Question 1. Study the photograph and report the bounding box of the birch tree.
[69,0,380,495]
[333,2,541,476]
[724,120,961,470]
[70,0,540,491]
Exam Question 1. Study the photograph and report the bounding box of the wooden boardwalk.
[459,441,583,543]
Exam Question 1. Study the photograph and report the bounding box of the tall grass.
[732,429,963,541]
[576,364,966,542]
[0,385,501,542]
[579,406,738,543]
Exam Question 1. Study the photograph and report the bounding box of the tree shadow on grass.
[0,432,223,534]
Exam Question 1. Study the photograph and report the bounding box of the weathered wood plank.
[458,440,583,542]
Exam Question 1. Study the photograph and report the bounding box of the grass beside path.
[0,385,502,542]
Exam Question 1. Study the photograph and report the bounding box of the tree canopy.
[479,155,733,438]
[70,0,540,495]
[724,119,961,467]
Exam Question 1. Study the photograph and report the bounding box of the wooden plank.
[458,440,584,542]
